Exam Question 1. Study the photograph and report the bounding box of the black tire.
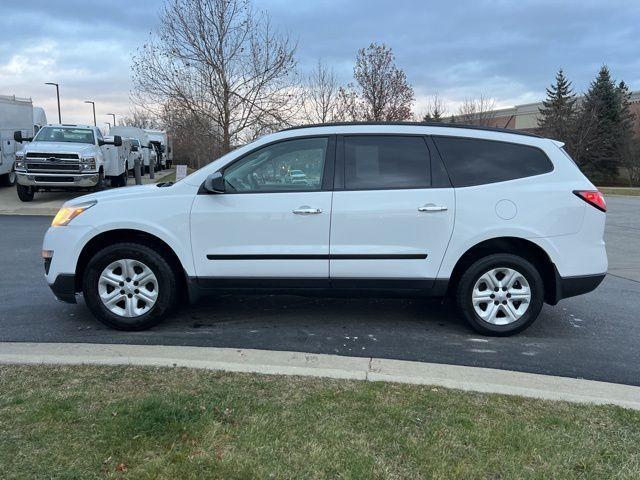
[0,168,16,187]
[16,183,34,201]
[455,253,544,336]
[93,170,105,191]
[82,243,178,330]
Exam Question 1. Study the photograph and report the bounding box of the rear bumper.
[551,272,606,304]
[17,172,98,187]
[49,274,77,304]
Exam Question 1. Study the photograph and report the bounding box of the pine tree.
[577,66,621,183]
[538,69,576,142]
[617,81,639,186]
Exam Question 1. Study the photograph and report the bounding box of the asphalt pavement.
[1,196,639,386]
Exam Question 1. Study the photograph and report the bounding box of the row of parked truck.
[1,94,172,201]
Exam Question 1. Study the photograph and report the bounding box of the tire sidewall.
[82,243,176,330]
[457,254,544,336]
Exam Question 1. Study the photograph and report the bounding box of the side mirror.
[203,172,226,194]
[113,135,122,147]
[131,145,139,152]
[14,131,32,143]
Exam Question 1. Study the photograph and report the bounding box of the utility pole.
[84,101,96,126]
[45,82,61,123]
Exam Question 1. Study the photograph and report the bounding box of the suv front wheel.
[455,253,544,336]
[82,243,177,330]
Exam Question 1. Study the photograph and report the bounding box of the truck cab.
[14,124,122,201]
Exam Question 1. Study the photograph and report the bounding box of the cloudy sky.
[1,0,639,129]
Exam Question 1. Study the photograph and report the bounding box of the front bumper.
[49,274,77,303]
[17,171,99,188]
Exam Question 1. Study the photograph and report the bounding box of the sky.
[1,0,639,129]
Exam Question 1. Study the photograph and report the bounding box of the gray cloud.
[2,0,639,124]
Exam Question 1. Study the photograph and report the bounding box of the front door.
[329,135,455,285]
[190,136,334,281]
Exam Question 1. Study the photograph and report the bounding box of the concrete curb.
[1,342,639,410]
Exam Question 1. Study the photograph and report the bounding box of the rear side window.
[433,136,553,187]
[344,136,430,189]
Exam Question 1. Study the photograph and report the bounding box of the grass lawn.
[599,186,640,196]
[155,167,195,184]
[1,365,639,479]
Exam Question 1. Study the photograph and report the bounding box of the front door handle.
[293,206,322,215]
[418,204,448,212]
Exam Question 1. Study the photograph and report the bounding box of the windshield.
[34,127,95,144]
[132,139,140,146]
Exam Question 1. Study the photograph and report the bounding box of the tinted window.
[224,137,327,192]
[344,136,430,189]
[433,136,553,187]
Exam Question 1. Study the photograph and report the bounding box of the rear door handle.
[293,206,322,215]
[418,204,447,212]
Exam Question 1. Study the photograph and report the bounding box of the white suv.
[42,123,607,335]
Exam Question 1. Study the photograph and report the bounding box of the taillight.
[573,190,607,212]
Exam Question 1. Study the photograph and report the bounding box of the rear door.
[329,135,455,285]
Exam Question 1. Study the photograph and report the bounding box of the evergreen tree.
[576,66,621,183]
[617,81,639,186]
[538,69,576,142]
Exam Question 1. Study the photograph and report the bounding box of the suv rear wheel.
[82,243,177,330]
[455,253,544,336]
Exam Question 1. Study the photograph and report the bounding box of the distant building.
[452,90,640,135]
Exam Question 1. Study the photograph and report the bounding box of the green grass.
[1,365,639,479]
[599,187,640,196]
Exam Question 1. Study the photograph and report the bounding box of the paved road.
[1,196,639,386]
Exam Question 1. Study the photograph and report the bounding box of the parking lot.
[0,195,639,386]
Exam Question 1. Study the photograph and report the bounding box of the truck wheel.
[0,168,16,187]
[82,243,178,330]
[93,170,105,191]
[16,184,35,202]
[455,253,544,336]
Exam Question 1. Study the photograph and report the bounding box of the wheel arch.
[75,229,189,302]
[447,236,559,305]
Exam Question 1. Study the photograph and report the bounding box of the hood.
[22,142,96,156]
[64,184,161,207]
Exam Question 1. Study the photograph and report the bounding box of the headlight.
[51,200,97,227]
[15,153,25,170]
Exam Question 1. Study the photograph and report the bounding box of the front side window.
[343,136,430,190]
[224,137,328,192]
[433,136,554,187]
[33,127,95,144]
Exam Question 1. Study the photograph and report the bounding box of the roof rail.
[280,121,541,138]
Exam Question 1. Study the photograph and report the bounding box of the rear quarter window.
[433,136,553,187]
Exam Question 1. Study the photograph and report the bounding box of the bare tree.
[121,107,162,129]
[337,43,414,121]
[421,93,446,122]
[456,94,497,126]
[132,0,299,154]
[303,60,339,124]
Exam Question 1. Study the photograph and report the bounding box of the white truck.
[102,136,131,187]
[145,129,170,169]
[0,95,35,186]
[109,126,156,173]
[14,124,124,201]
